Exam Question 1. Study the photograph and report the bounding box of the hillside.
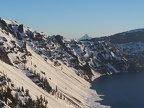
[0,18,109,108]
[109,28,144,44]
[109,29,144,67]
[0,18,138,108]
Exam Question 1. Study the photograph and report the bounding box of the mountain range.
[0,18,142,108]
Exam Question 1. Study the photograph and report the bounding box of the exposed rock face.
[0,19,9,33]
[108,29,144,68]
[0,19,7,29]
[18,24,24,33]
[0,49,12,65]
[55,35,78,59]
[0,18,139,82]
[16,32,23,40]
[55,35,130,75]
[0,17,142,108]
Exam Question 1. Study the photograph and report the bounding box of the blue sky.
[1,0,144,38]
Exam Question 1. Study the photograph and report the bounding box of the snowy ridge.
[0,18,110,108]
[0,18,137,108]
[109,28,144,68]
[0,51,103,108]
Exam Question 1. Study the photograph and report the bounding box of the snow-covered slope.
[109,28,144,68]
[0,49,104,108]
[0,18,137,108]
[0,18,112,108]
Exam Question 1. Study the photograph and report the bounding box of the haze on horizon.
[1,0,144,39]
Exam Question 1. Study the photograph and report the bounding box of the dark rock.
[23,42,26,49]
[16,32,22,40]
[83,62,93,75]
[55,35,78,59]
[18,24,24,33]
[0,19,17,37]
[0,49,13,65]
[0,19,7,29]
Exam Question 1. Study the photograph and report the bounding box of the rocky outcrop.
[18,24,24,33]
[108,29,144,68]
[0,49,12,65]
[0,18,139,82]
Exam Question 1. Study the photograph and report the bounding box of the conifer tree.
[25,89,29,96]
[21,86,24,92]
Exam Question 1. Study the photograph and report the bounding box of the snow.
[0,53,107,107]
[0,18,117,108]
[4,19,18,25]
[116,42,144,55]
[0,39,106,108]
[0,60,75,108]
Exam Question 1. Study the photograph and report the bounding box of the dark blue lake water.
[91,71,144,108]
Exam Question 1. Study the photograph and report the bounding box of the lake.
[91,70,144,108]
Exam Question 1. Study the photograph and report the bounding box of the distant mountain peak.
[78,34,92,41]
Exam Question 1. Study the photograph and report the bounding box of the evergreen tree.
[25,89,29,96]
[36,96,40,108]
[21,86,24,92]
[56,86,58,92]
[45,100,48,108]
